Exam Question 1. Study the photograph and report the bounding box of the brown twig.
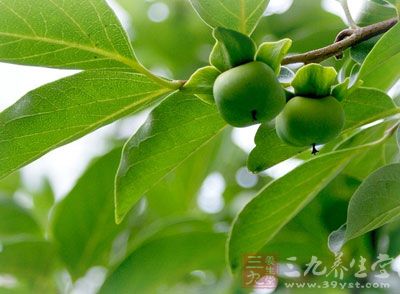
[282,17,398,65]
[333,28,354,59]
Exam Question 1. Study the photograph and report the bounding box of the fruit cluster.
[207,28,346,153]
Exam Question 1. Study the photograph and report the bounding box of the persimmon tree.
[0,0,399,292]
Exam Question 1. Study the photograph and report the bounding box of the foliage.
[0,0,399,293]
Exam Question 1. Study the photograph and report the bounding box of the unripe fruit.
[276,96,345,147]
[213,61,286,127]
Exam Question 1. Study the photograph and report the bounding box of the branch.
[282,17,398,65]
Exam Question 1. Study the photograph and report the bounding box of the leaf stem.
[124,58,185,90]
[282,17,398,65]
[139,66,185,90]
[340,0,358,29]
[115,54,184,90]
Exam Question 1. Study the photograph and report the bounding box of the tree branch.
[281,17,398,65]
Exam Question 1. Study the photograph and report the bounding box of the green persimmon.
[213,61,286,127]
[276,96,345,147]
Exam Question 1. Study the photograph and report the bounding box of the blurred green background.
[0,0,399,293]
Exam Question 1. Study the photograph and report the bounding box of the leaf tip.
[328,223,347,253]
[114,185,125,225]
[114,209,125,225]
[247,153,263,174]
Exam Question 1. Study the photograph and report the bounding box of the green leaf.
[260,199,332,265]
[231,124,392,270]
[129,218,215,251]
[331,78,362,102]
[183,66,220,95]
[395,94,400,107]
[342,87,396,129]
[188,0,270,35]
[384,135,399,163]
[115,92,226,223]
[0,0,138,70]
[350,35,381,64]
[247,123,303,173]
[331,79,349,102]
[354,0,398,26]
[255,38,292,74]
[209,27,256,72]
[145,138,222,218]
[319,173,361,228]
[0,173,20,197]
[0,71,170,180]
[51,148,127,280]
[358,23,400,91]
[349,63,362,87]
[291,63,337,98]
[330,163,400,252]
[248,87,397,173]
[229,149,357,272]
[0,241,56,287]
[31,180,55,230]
[100,232,226,293]
[338,57,357,83]
[0,199,41,241]
[183,66,220,104]
[341,122,395,180]
[346,163,400,240]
